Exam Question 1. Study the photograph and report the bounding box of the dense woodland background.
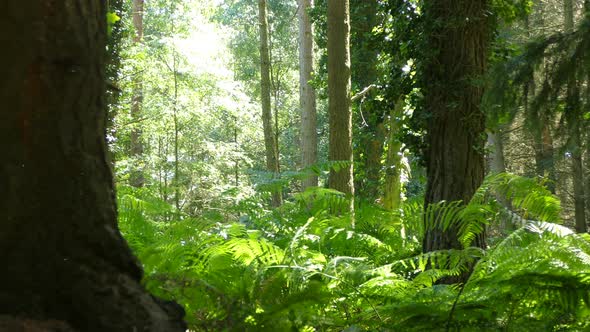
[2,0,590,331]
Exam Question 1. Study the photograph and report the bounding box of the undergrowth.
[118,173,590,331]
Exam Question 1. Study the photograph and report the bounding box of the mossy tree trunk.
[422,0,490,253]
[0,2,185,331]
[258,0,282,207]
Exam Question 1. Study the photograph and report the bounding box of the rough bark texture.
[298,0,318,189]
[130,0,145,187]
[0,2,185,331]
[422,0,490,253]
[564,0,587,233]
[586,76,590,225]
[327,0,354,211]
[258,0,282,206]
[572,129,587,232]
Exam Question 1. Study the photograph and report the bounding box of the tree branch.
[351,84,378,102]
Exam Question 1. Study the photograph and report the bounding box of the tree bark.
[130,0,145,187]
[258,0,282,207]
[487,129,506,174]
[383,98,405,211]
[327,0,354,213]
[422,0,490,253]
[298,0,318,190]
[0,2,185,331]
[586,74,590,226]
[564,0,587,233]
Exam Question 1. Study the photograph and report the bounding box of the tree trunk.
[327,0,354,213]
[130,0,145,187]
[586,74,590,226]
[422,0,490,253]
[487,129,506,174]
[0,2,185,331]
[258,0,282,207]
[572,129,587,232]
[298,0,318,190]
[173,49,181,212]
[564,0,587,233]
[383,97,405,211]
[533,122,556,192]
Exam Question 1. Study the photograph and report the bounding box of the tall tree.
[258,0,283,206]
[422,0,490,252]
[130,0,145,187]
[0,2,184,330]
[327,0,354,211]
[587,71,590,225]
[298,0,318,189]
[563,0,587,233]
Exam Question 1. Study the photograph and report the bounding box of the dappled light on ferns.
[118,173,590,331]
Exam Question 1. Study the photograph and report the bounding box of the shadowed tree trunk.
[422,0,490,253]
[298,0,318,189]
[130,0,145,187]
[258,0,282,206]
[586,2,590,225]
[0,2,185,331]
[327,0,354,214]
[564,0,587,233]
[586,74,590,225]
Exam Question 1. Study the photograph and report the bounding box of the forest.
[1,0,590,331]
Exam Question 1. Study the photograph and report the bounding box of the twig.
[351,84,378,102]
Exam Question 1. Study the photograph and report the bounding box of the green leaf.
[107,12,121,25]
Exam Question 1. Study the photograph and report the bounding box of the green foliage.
[119,173,590,331]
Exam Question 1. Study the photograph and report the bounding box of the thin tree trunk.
[258,0,282,207]
[298,0,318,189]
[383,97,405,211]
[0,2,184,330]
[422,0,490,254]
[564,0,587,232]
[533,124,556,192]
[572,128,586,232]
[487,129,506,174]
[173,49,180,212]
[234,116,240,188]
[586,73,590,225]
[327,0,354,215]
[130,0,145,187]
